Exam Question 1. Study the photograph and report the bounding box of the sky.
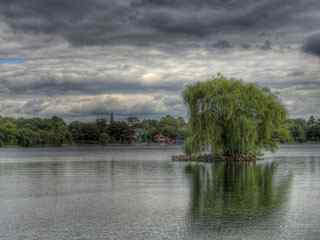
[0,0,320,121]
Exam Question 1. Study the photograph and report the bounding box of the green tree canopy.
[183,74,289,160]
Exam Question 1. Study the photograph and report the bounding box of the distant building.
[133,128,146,143]
[153,133,166,144]
[153,133,176,145]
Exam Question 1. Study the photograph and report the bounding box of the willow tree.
[183,74,289,161]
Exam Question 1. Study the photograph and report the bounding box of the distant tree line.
[287,116,320,143]
[0,115,188,147]
[0,116,72,147]
[68,115,188,145]
[68,119,134,144]
[0,114,319,148]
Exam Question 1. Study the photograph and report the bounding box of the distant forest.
[287,116,320,143]
[0,115,188,147]
[0,115,319,147]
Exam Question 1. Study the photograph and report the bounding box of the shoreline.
[0,143,184,150]
[0,143,320,150]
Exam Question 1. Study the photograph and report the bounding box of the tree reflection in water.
[185,161,292,221]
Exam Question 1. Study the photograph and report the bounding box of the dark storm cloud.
[259,40,272,50]
[16,93,184,118]
[262,79,320,91]
[68,98,155,116]
[0,0,318,46]
[303,33,320,57]
[0,75,184,96]
[0,0,131,46]
[134,0,297,36]
[213,40,233,49]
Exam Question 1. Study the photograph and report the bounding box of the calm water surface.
[0,145,320,240]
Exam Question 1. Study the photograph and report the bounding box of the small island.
[176,74,290,162]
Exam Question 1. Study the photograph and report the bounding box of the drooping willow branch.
[183,74,289,160]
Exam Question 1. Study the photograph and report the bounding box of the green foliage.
[287,118,307,143]
[140,115,188,141]
[107,122,134,144]
[288,116,320,142]
[99,133,111,145]
[183,74,289,160]
[69,121,100,144]
[0,116,71,147]
[183,136,194,156]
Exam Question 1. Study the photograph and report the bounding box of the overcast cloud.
[0,0,320,120]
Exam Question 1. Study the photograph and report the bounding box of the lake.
[0,145,320,240]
